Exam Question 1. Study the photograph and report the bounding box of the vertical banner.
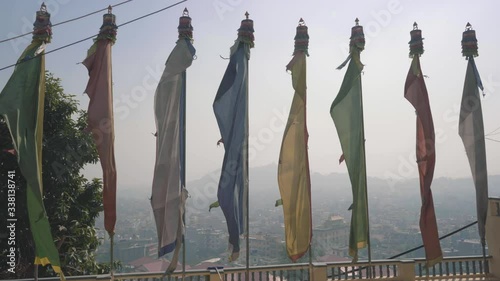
[404,23,442,267]
[278,19,312,262]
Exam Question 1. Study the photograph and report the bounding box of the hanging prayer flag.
[0,5,63,278]
[330,19,369,262]
[213,13,254,261]
[459,23,488,247]
[278,18,312,262]
[151,8,195,273]
[404,23,442,267]
[83,8,118,235]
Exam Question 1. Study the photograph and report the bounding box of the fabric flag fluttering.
[151,8,195,273]
[330,19,369,262]
[458,23,488,246]
[0,4,64,278]
[404,23,442,267]
[278,18,312,262]
[83,7,118,236]
[213,12,254,261]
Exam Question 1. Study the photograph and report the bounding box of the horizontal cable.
[0,0,134,44]
[0,0,187,72]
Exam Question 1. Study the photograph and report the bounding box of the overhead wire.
[486,137,500,143]
[486,126,500,136]
[0,0,188,72]
[0,0,134,44]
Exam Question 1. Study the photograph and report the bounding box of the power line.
[486,126,500,136]
[0,0,134,44]
[0,0,188,72]
[486,137,500,143]
[118,0,186,28]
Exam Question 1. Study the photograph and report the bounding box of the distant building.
[456,239,484,256]
[196,228,226,251]
[249,234,282,257]
[313,215,349,257]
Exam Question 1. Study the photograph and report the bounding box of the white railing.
[325,259,399,280]
[414,255,490,280]
[4,255,493,281]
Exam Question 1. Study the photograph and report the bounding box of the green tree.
[0,72,113,278]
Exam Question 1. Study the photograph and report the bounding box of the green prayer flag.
[0,41,63,276]
[330,49,368,262]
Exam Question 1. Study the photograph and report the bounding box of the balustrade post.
[399,260,415,281]
[311,263,327,281]
[486,197,500,278]
[209,268,224,281]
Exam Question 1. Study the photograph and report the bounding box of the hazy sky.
[1,0,499,190]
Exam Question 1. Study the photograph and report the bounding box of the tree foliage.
[0,72,113,278]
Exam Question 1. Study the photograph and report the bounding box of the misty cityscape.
[93,164,499,272]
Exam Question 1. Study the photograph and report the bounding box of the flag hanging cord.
[0,0,188,72]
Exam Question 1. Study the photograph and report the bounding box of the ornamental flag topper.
[462,22,479,58]
[178,8,193,40]
[409,22,424,57]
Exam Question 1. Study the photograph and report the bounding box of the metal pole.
[482,241,488,273]
[359,62,372,279]
[182,70,187,281]
[244,48,250,281]
[308,244,313,281]
[34,264,38,281]
[110,233,114,280]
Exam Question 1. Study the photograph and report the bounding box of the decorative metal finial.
[409,22,423,57]
[462,22,478,58]
[40,2,47,12]
[292,17,309,56]
[107,5,112,14]
[355,18,359,26]
[236,11,254,47]
[183,7,189,17]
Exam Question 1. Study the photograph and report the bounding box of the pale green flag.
[330,49,368,262]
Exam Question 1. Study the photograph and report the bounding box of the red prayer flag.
[404,54,442,267]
